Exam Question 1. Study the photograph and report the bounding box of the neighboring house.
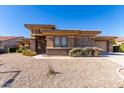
[115,37,124,45]
[0,36,24,50]
[24,24,117,55]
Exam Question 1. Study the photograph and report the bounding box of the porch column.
[67,36,75,48]
[46,36,54,48]
[30,38,36,52]
[108,40,113,52]
[46,36,54,55]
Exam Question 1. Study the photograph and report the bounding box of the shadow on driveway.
[0,63,4,66]
[0,70,21,88]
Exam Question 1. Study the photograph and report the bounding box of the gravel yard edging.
[116,67,124,80]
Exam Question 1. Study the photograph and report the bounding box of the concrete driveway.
[105,52,124,67]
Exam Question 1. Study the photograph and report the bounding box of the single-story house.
[24,24,117,55]
[0,36,24,50]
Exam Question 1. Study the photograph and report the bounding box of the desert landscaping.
[0,53,124,88]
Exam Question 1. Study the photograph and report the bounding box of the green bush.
[47,65,56,77]
[16,45,29,53]
[112,40,117,45]
[22,50,36,56]
[120,44,124,52]
[69,48,83,57]
[8,47,17,53]
[83,47,94,57]
[16,47,25,53]
[69,47,103,57]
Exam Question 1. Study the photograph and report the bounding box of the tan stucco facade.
[24,24,116,55]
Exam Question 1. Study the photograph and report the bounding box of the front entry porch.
[36,36,46,54]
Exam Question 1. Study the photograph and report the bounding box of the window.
[82,36,90,45]
[31,30,34,34]
[54,37,60,47]
[54,36,67,47]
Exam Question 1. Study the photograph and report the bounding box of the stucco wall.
[0,41,3,48]
[2,38,23,49]
[30,39,36,52]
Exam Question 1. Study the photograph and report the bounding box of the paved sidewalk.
[106,52,124,67]
[33,53,124,67]
[33,54,106,59]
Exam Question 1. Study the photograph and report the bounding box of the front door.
[36,36,46,54]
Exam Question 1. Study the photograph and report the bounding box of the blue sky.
[0,5,124,37]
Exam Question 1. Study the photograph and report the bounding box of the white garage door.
[94,41,107,52]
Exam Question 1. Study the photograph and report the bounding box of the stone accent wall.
[46,36,54,48]
[30,39,36,52]
[46,48,70,56]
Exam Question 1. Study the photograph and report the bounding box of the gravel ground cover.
[0,53,123,88]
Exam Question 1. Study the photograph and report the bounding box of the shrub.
[69,48,83,57]
[47,65,56,77]
[22,50,36,56]
[112,40,117,45]
[83,47,94,57]
[8,47,17,53]
[69,47,103,57]
[16,47,25,53]
[93,47,103,57]
[120,44,124,52]
[16,45,29,53]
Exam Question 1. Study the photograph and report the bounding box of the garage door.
[94,41,107,52]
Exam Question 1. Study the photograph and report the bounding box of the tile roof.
[0,36,24,41]
[116,37,124,42]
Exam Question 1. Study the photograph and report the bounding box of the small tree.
[112,40,117,45]
[120,44,124,52]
